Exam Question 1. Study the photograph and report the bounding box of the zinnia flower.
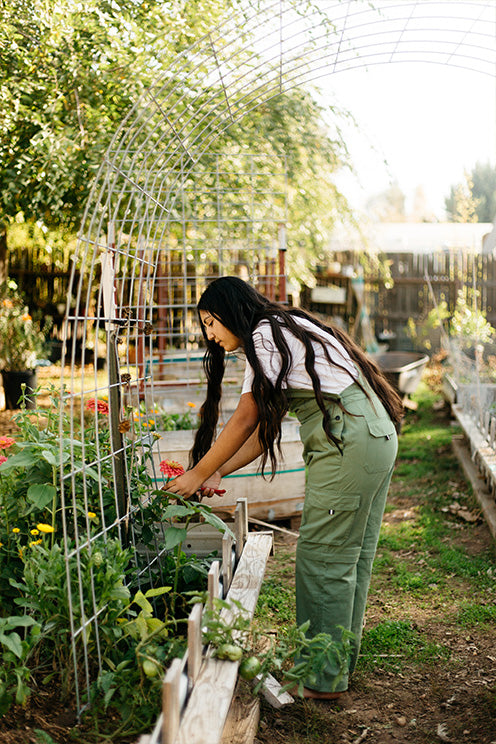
[85,399,109,415]
[12,527,20,534]
[29,539,42,547]
[187,402,196,408]
[30,529,39,536]
[0,456,7,466]
[37,523,55,534]
[159,460,185,479]
[0,436,15,449]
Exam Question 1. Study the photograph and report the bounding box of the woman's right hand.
[200,470,223,498]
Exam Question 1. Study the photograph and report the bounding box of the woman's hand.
[199,471,223,498]
[164,469,204,499]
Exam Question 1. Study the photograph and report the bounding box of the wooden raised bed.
[151,421,305,522]
[451,403,496,539]
[138,498,285,744]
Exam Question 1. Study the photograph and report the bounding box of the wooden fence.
[302,250,496,352]
[11,244,496,356]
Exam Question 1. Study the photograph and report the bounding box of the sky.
[319,61,496,221]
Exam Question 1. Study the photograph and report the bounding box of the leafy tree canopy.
[0,0,353,285]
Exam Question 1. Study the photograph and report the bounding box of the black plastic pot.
[1,370,37,410]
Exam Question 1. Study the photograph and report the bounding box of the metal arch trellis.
[58,0,496,715]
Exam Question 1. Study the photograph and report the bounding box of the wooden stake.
[222,532,233,592]
[187,603,203,690]
[234,498,248,560]
[207,560,220,611]
[162,657,183,744]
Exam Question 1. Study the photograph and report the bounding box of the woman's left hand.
[164,469,203,499]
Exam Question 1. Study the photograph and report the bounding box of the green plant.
[190,594,353,696]
[0,281,49,371]
[450,289,495,345]
[0,614,41,715]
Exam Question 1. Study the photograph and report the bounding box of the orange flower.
[85,398,109,414]
[0,436,15,449]
[159,460,185,478]
[22,313,32,322]
[187,402,196,408]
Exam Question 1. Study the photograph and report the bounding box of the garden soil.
[1,390,496,743]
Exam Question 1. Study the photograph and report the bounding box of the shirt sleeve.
[241,322,282,394]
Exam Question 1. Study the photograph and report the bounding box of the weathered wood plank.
[256,672,294,709]
[220,694,260,744]
[452,434,496,540]
[187,603,203,689]
[208,560,220,608]
[162,657,183,744]
[174,532,273,744]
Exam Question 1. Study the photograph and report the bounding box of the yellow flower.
[30,528,39,536]
[19,548,23,560]
[0,542,3,548]
[148,419,155,425]
[87,512,97,519]
[187,402,196,408]
[37,523,55,534]
[12,527,20,534]
[29,539,42,547]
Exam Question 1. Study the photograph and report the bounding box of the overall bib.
[287,376,398,692]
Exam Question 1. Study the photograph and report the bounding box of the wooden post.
[490,416,496,448]
[207,560,220,611]
[187,603,203,691]
[162,657,183,744]
[234,498,248,561]
[222,533,233,593]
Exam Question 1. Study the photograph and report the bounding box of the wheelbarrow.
[369,351,429,409]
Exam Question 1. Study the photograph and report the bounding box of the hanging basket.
[1,370,37,410]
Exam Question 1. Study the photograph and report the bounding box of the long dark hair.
[190,276,403,476]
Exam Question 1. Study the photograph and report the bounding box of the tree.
[1,0,352,286]
[445,162,496,223]
[0,0,234,277]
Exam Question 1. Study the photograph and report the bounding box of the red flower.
[0,436,15,450]
[0,455,7,465]
[85,399,109,415]
[159,460,185,479]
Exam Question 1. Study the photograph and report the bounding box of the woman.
[166,275,403,699]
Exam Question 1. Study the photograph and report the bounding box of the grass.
[359,619,451,672]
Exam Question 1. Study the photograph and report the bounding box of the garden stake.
[108,327,130,548]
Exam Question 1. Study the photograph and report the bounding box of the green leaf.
[163,526,187,551]
[1,616,37,630]
[162,503,195,519]
[0,632,23,658]
[26,483,57,509]
[132,590,154,616]
[0,449,38,472]
[144,586,171,598]
[198,510,234,538]
[135,613,148,641]
[40,449,59,466]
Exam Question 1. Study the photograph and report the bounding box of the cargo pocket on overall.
[300,491,361,547]
[364,418,397,473]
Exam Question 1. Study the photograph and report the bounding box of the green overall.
[287,376,398,692]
